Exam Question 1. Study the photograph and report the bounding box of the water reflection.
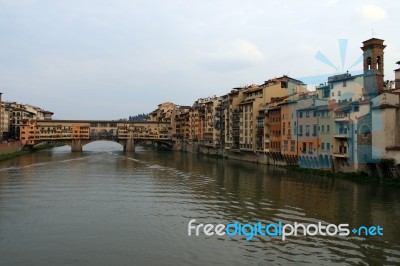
[0,143,399,265]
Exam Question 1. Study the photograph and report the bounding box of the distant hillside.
[128,113,148,121]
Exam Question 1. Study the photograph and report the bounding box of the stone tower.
[361,38,386,97]
[395,61,400,90]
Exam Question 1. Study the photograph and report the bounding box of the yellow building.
[228,76,307,153]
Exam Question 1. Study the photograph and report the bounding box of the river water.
[0,141,399,265]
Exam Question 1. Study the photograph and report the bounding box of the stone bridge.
[20,120,174,152]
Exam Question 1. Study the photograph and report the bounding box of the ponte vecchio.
[20,120,173,152]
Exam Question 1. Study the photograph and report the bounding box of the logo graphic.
[297,39,363,86]
[188,219,384,241]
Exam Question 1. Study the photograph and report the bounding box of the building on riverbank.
[153,37,400,177]
[12,37,400,177]
[2,101,53,140]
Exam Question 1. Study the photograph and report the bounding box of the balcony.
[334,115,350,122]
[334,133,349,139]
[334,129,350,138]
[333,153,349,158]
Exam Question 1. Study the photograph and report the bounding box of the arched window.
[360,125,371,139]
[376,56,381,70]
[367,57,372,70]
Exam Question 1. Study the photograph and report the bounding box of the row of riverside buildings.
[0,92,53,142]
[147,38,400,177]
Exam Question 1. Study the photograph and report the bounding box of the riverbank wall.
[0,141,22,155]
[174,141,297,166]
[173,142,399,181]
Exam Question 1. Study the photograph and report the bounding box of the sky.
[1,0,399,119]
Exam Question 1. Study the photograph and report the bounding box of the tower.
[361,38,386,96]
[395,61,400,90]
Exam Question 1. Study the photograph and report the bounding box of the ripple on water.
[0,148,399,266]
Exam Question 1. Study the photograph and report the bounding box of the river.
[0,141,399,265]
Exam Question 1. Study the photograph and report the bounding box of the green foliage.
[128,113,148,121]
[0,151,30,161]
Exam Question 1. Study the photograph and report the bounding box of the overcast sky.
[1,0,399,119]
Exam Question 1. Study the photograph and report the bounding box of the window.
[354,106,359,112]
[321,125,325,132]
[376,56,381,70]
[332,92,335,97]
[338,91,341,96]
[321,143,325,150]
[284,140,288,151]
[323,88,330,98]
[299,125,303,136]
[302,142,307,153]
[313,124,317,136]
[306,125,310,136]
[290,141,295,151]
[306,111,310,117]
[299,112,303,118]
[309,142,313,152]
[327,143,330,150]
[327,125,330,132]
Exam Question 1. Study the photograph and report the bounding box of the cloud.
[197,39,264,72]
[360,4,387,20]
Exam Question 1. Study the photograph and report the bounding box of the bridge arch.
[133,139,173,149]
[82,140,124,151]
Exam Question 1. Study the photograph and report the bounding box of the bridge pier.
[71,139,83,152]
[124,138,135,152]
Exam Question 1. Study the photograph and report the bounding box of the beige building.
[188,97,222,143]
[174,106,190,140]
[3,101,53,139]
[188,103,204,142]
[370,92,400,165]
[23,104,53,120]
[328,73,364,103]
[227,76,307,153]
[148,102,177,123]
[203,97,221,147]
[225,88,246,149]
[0,104,10,138]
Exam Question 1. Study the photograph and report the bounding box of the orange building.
[267,104,282,153]
[280,100,297,156]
